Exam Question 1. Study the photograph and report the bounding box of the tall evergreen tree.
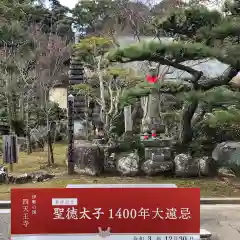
[108,2,240,144]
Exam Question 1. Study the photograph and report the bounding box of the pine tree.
[108,3,240,144]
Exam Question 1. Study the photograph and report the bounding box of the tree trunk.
[179,98,198,144]
[25,99,32,154]
[179,70,203,144]
[97,56,106,124]
[26,130,32,154]
[5,47,15,134]
[12,90,17,124]
[46,118,51,166]
[6,92,14,134]
[105,114,110,132]
[5,74,14,133]
[47,130,54,165]
[191,103,207,126]
[85,95,89,140]
[179,67,240,144]
[19,94,24,120]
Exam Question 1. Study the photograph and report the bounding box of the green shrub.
[118,134,144,157]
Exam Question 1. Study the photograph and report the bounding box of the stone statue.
[124,105,133,132]
[131,100,143,133]
[140,92,164,133]
[141,67,165,134]
[139,67,173,176]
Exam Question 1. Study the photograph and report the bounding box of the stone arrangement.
[73,140,104,176]
[139,100,173,176]
[141,138,173,176]
[0,166,54,184]
[70,88,239,178]
[65,67,240,178]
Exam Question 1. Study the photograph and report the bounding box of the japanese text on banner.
[11,188,200,235]
[22,198,29,227]
[52,204,191,220]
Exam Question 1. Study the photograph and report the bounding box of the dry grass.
[3,143,67,174]
[0,143,239,200]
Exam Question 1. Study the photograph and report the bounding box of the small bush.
[118,134,144,157]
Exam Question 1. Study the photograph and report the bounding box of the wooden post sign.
[3,135,18,171]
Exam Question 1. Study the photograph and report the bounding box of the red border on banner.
[11,188,200,235]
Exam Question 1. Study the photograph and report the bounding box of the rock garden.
[1,0,240,199]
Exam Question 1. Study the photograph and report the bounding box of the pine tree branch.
[199,67,239,91]
[114,55,202,80]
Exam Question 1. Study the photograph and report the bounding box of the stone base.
[140,138,172,147]
[92,138,106,145]
[145,147,172,161]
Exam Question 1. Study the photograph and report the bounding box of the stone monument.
[124,105,133,133]
[140,68,173,175]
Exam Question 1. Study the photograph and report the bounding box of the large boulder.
[117,152,139,176]
[174,154,217,177]
[197,156,216,177]
[229,72,240,88]
[174,154,199,177]
[73,141,104,176]
[212,142,240,173]
[141,160,173,176]
[217,167,236,178]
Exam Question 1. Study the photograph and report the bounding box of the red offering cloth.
[146,75,158,83]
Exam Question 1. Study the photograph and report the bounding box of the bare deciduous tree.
[29,25,70,165]
[73,36,142,138]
